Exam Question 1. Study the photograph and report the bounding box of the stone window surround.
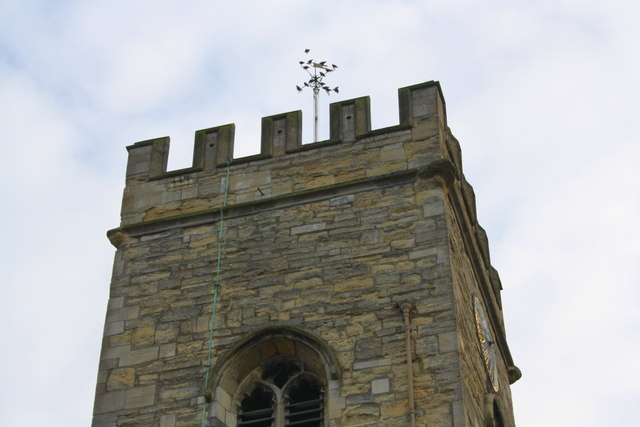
[207,326,342,427]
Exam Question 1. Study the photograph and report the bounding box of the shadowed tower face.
[93,81,521,427]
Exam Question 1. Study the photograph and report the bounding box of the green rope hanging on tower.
[201,160,232,427]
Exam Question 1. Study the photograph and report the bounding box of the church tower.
[92,81,521,426]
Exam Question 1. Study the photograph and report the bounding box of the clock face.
[474,295,499,392]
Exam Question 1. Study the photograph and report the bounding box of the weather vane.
[297,49,339,142]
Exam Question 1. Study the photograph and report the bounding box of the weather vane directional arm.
[296,49,339,142]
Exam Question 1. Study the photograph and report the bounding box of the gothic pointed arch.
[206,326,342,426]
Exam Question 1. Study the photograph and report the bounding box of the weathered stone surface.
[93,81,518,426]
[371,378,390,394]
[124,385,156,409]
[107,368,136,391]
[159,414,176,427]
[353,358,391,371]
[94,390,125,414]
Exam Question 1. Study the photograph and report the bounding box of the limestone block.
[291,222,326,235]
[210,401,227,425]
[159,343,176,358]
[102,344,131,360]
[229,170,271,191]
[371,378,390,394]
[93,390,125,414]
[132,325,156,347]
[215,386,232,411]
[107,368,136,391]
[119,346,159,367]
[380,143,405,162]
[104,321,124,337]
[353,358,391,370]
[125,384,156,409]
[159,380,200,402]
[108,296,125,310]
[155,322,179,343]
[91,413,118,427]
[159,414,176,427]
[438,331,459,354]
[343,403,380,425]
[107,305,139,322]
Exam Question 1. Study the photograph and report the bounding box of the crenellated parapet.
[121,82,447,224]
[123,82,447,183]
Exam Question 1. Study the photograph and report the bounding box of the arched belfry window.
[207,327,340,427]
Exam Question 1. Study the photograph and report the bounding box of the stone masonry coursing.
[93,81,520,427]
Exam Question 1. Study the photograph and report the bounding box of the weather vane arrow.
[297,49,339,142]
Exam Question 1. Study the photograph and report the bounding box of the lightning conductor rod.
[296,49,339,142]
[313,86,319,142]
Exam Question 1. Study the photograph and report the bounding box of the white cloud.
[1,1,639,426]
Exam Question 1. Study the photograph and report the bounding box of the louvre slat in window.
[285,396,323,427]
[287,406,322,418]
[286,398,323,409]
[239,407,274,417]
[237,408,274,427]
[285,416,323,426]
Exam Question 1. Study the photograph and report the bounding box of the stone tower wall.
[93,81,518,427]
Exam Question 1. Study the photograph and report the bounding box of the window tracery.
[238,358,323,427]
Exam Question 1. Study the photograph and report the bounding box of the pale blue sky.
[1,1,639,425]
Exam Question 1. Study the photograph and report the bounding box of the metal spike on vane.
[296,49,340,142]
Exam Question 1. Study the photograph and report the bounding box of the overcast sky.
[1,1,639,426]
